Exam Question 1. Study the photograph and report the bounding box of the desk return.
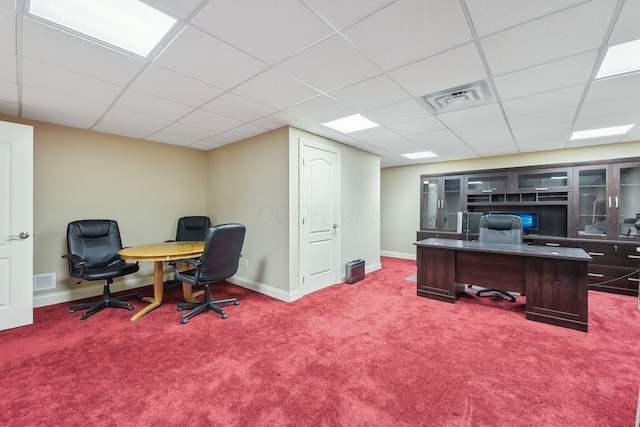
[414,238,592,332]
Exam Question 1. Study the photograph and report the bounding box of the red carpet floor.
[1,257,639,426]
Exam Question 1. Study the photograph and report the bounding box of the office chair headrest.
[483,214,522,230]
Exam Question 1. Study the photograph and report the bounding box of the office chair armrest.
[62,253,86,266]
[172,258,200,267]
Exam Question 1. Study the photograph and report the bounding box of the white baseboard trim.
[34,262,386,308]
[33,275,155,308]
[380,251,416,260]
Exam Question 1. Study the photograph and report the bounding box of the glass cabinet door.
[576,168,607,236]
[443,177,462,230]
[466,173,508,193]
[421,178,438,230]
[517,170,569,191]
[617,164,640,239]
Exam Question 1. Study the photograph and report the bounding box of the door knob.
[8,232,30,240]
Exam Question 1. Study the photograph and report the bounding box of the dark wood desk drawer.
[588,264,639,296]
[578,242,640,267]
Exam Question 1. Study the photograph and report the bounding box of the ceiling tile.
[301,0,397,30]
[389,43,487,98]
[513,121,573,152]
[93,108,172,139]
[130,65,224,107]
[465,0,586,37]
[480,0,617,75]
[493,50,597,101]
[21,87,109,128]
[451,120,517,156]
[407,128,477,159]
[584,73,640,103]
[252,111,315,131]
[283,95,354,124]
[0,7,15,54]
[202,92,275,122]
[152,122,218,141]
[575,96,640,124]
[502,85,585,118]
[179,109,244,133]
[387,116,445,136]
[607,0,640,45]
[21,18,146,85]
[113,90,193,121]
[146,132,200,147]
[225,123,271,139]
[0,0,15,10]
[0,80,17,103]
[437,103,505,128]
[21,59,122,105]
[363,100,431,127]
[190,133,244,150]
[350,127,417,153]
[0,52,16,82]
[277,35,380,92]
[328,75,410,111]
[143,0,203,19]
[343,0,472,70]
[192,0,333,65]
[232,68,321,111]
[154,26,268,90]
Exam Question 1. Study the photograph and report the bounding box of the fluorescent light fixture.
[28,0,177,57]
[570,125,634,140]
[402,151,438,159]
[596,39,640,79]
[322,114,379,133]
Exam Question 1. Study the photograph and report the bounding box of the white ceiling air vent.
[421,80,495,114]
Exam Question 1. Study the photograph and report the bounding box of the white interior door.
[0,121,34,331]
[300,139,340,295]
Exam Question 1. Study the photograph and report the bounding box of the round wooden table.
[119,241,205,321]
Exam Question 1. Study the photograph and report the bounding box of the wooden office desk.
[414,238,592,332]
[119,241,204,321]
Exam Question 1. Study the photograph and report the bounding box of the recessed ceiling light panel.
[402,151,437,159]
[596,39,640,79]
[322,114,379,134]
[27,0,177,57]
[570,125,634,140]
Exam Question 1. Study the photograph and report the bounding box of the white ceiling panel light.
[322,114,379,133]
[402,151,438,159]
[27,0,177,57]
[596,39,640,79]
[570,125,634,140]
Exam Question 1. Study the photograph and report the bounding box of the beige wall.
[0,115,208,305]
[381,140,640,257]
[207,126,381,301]
[207,127,291,297]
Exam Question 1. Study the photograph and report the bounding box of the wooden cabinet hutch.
[417,157,640,296]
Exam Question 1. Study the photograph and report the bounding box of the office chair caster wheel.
[80,313,88,320]
[181,318,188,324]
[177,307,183,312]
[234,301,240,305]
[221,313,228,319]
[68,308,75,314]
[127,304,134,311]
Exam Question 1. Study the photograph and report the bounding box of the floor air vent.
[421,80,495,114]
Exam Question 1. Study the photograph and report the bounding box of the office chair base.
[177,284,240,324]
[476,288,516,303]
[69,284,140,320]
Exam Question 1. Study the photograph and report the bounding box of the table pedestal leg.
[131,261,164,321]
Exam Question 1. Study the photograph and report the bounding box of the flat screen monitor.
[491,211,538,231]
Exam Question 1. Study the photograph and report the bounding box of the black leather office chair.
[174,223,245,323]
[62,220,140,320]
[475,214,523,302]
[164,216,211,291]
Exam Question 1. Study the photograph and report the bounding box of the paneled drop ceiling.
[1,0,639,167]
